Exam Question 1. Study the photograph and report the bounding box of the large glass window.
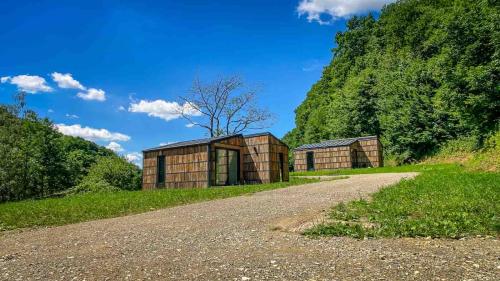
[215,149,239,186]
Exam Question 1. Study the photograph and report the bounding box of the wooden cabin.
[293,136,383,172]
[142,132,289,189]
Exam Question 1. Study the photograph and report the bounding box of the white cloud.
[51,72,85,90]
[125,152,142,166]
[65,114,79,119]
[185,123,196,128]
[297,0,395,24]
[106,141,124,152]
[0,75,52,93]
[55,124,130,142]
[118,106,126,111]
[128,99,201,121]
[77,88,106,101]
[48,109,54,113]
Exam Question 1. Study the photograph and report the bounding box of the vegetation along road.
[1,172,498,280]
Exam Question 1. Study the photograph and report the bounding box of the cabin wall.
[143,133,290,189]
[242,135,271,184]
[142,144,209,189]
[269,136,289,182]
[294,146,351,172]
[357,138,383,167]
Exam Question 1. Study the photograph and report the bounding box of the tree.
[73,156,142,193]
[285,0,499,164]
[179,75,274,137]
[0,92,142,202]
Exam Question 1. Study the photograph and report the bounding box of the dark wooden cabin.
[293,136,383,172]
[142,132,289,189]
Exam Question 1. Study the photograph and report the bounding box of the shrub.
[78,156,142,191]
[69,180,120,194]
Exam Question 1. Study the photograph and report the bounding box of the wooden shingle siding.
[294,145,351,172]
[269,135,289,182]
[142,132,289,189]
[142,145,209,189]
[356,138,383,168]
[242,135,271,183]
[293,136,383,172]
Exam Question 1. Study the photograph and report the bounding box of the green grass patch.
[0,178,318,231]
[305,165,500,238]
[291,163,453,176]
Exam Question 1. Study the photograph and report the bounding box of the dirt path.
[1,173,498,280]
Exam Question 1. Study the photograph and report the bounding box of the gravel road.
[1,173,498,280]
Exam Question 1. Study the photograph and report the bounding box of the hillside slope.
[284,0,499,163]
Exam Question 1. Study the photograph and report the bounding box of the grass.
[304,164,500,239]
[0,177,318,231]
[291,163,453,176]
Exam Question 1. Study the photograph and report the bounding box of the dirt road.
[1,173,498,280]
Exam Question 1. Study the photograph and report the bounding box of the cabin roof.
[143,131,289,152]
[143,134,242,152]
[294,136,378,151]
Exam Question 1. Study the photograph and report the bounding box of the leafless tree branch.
[178,75,274,137]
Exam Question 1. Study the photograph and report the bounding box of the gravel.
[1,173,498,280]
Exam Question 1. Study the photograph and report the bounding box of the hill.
[0,93,141,202]
[284,0,499,163]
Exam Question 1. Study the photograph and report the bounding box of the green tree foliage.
[0,93,141,202]
[285,0,499,163]
[73,156,142,193]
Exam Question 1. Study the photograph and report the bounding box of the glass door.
[227,150,238,185]
[215,148,239,186]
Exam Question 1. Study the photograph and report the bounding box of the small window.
[157,155,165,185]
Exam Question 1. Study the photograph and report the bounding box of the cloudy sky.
[0,0,393,165]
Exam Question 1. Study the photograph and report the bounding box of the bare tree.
[179,75,273,137]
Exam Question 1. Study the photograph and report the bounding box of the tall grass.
[0,178,318,231]
[305,165,499,238]
[291,163,454,176]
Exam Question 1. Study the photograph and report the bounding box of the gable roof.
[143,134,242,152]
[294,136,378,151]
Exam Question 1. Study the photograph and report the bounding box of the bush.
[78,156,142,192]
[436,136,479,156]
[468,130,500,172]
[69,180,120,194]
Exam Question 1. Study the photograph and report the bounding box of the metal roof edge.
[143,134,243,152]
[293,135,379,151]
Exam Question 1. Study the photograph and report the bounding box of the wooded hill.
[0,94,141,202]
[284,0,499,163]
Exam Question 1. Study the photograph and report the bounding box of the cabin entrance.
[278,153,284,181]
[352,149,359,168]
[215,148,240,186]
[306,151,315,171]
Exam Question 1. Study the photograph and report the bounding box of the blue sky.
[0,0,391,164]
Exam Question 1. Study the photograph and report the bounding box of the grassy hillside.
[0,178,318,231]
[284,0,499,164]
[0,94,141,202]
[305,164,499,238]
[302,135,500,239]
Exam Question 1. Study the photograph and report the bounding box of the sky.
[0,0,393,165]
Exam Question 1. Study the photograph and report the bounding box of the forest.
[284,0,499,163]
[0,93,142,202]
